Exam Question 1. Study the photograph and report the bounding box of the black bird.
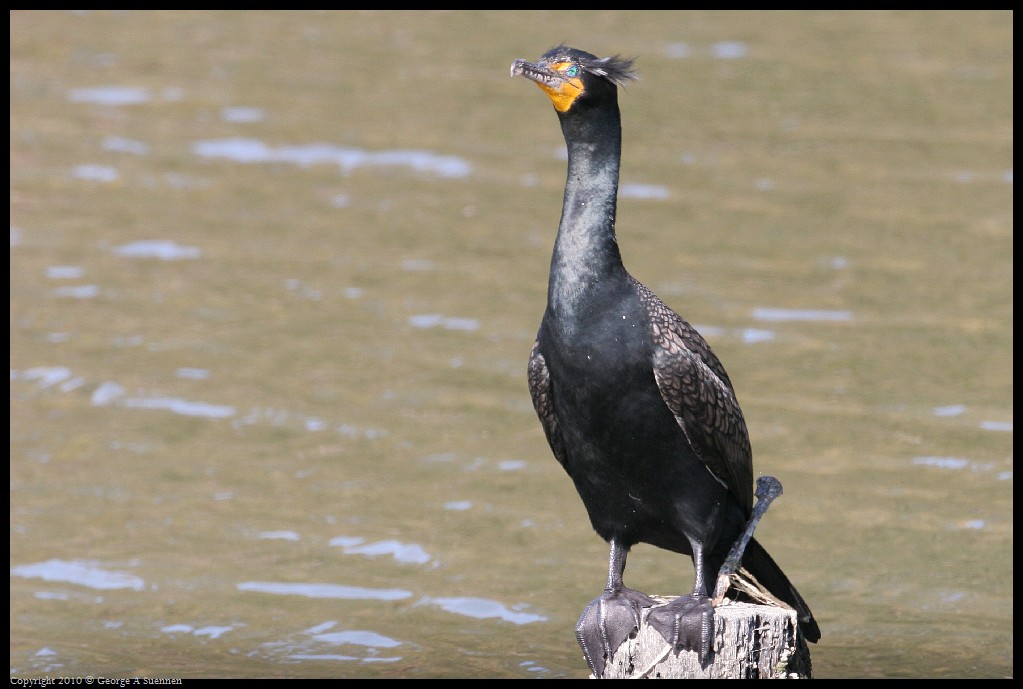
[511,46,820,677]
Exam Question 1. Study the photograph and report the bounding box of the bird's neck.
[549,105,627,313]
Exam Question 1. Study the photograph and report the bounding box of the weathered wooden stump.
[599,597,812,679]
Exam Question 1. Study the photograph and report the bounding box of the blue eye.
[566,64,580,78]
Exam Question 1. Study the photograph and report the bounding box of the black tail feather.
[741,537,821,642]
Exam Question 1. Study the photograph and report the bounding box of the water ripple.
[408,313,480,331]
[123,396,235,419]
[112,240,202,260]
[912,456,970,470]
[258,530,301,541]
[912,456,1008,481]
[161,624,235,639]
[192,137,471,178]
[19,367,73,388]
[73,164,119,183]
[752,307,854,322]
[67,86,149,106]
[221,106,264,123]
[11,559,145,591]
[312,629,401,648]
[712,41,748,59]
[102,136,150,155]
[619,183,669,199]
[330,537,431,565]
[237,581,412,601]
[46,265,85,279]
[53,285,100,299]
[416,596,547,624]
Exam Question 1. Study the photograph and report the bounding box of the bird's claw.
[645,594,715,666]
[576,587,655,678]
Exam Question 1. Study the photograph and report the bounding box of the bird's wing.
[635,280,754,515]
[527,337,570,471]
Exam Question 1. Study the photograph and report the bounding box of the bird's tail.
[738,537,821,643]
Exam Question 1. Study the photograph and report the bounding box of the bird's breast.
[540,295,669,445]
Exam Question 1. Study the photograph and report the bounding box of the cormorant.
[511,46,821,677]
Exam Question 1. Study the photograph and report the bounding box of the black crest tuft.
[542,45,638,87]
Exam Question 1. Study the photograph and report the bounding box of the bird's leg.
[644,540,716,666]
[644,477,785,666]
[712,475,783,603]
[576,537,655,678]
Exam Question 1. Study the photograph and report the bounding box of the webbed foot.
[645,594,715,666]
[576,586,656,678]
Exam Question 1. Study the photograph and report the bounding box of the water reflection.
[330,537,432,565]
[263,622,404,664]
[102,135,150,155]
[711,41,748,59]
[192,138,471,178]
[308,626,401,649]
[67,85,149,106]
[257,530,301,541]
[72,164,118,182]
[53,284,100,298]
[46,265,85,279]
[16,367,79,390]
[13,361,385,429]
[912,455,1011,480]
[237,581,413,601]
[407,314,480,331]
[664,40,749,60]
[689,324,777,344]
[751,307,855,322]
[161,624,235,639]
[619,183,670,199]
[112,240,202,260]
[83,375,238,419]
[11,559,146,591]
[122,396,236,419]
[221,106,265,123]
[415,596,547,625]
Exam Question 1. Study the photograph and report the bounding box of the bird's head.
[511,45,637,113]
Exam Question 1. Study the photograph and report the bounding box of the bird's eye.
[565,64,580,78]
